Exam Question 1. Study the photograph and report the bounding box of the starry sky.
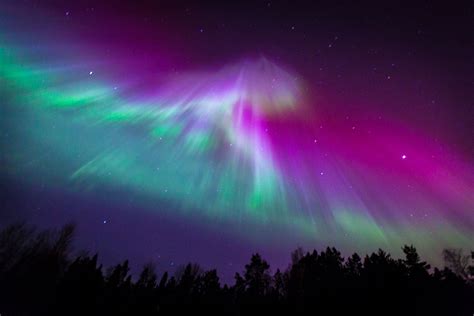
[1,0,473,281]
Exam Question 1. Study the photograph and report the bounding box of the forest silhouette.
[0,223,472,315]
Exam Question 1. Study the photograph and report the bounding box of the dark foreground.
[0,223,472,315]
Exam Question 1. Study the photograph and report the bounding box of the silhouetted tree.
[0,223,472,315]
[271,268,286,300]
[243,253,271,298]
[55,254,105,315]
[443,248,471,280]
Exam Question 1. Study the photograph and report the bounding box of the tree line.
[0,223,472,315]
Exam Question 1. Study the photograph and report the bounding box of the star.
[103,220,107,224]
[402,154,407,159]
[89,71,94,75]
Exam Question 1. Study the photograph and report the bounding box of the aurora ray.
[0,2,472,269]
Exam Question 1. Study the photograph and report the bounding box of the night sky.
[1,0,473,282]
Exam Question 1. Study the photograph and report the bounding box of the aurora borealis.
[1,1,473,278]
